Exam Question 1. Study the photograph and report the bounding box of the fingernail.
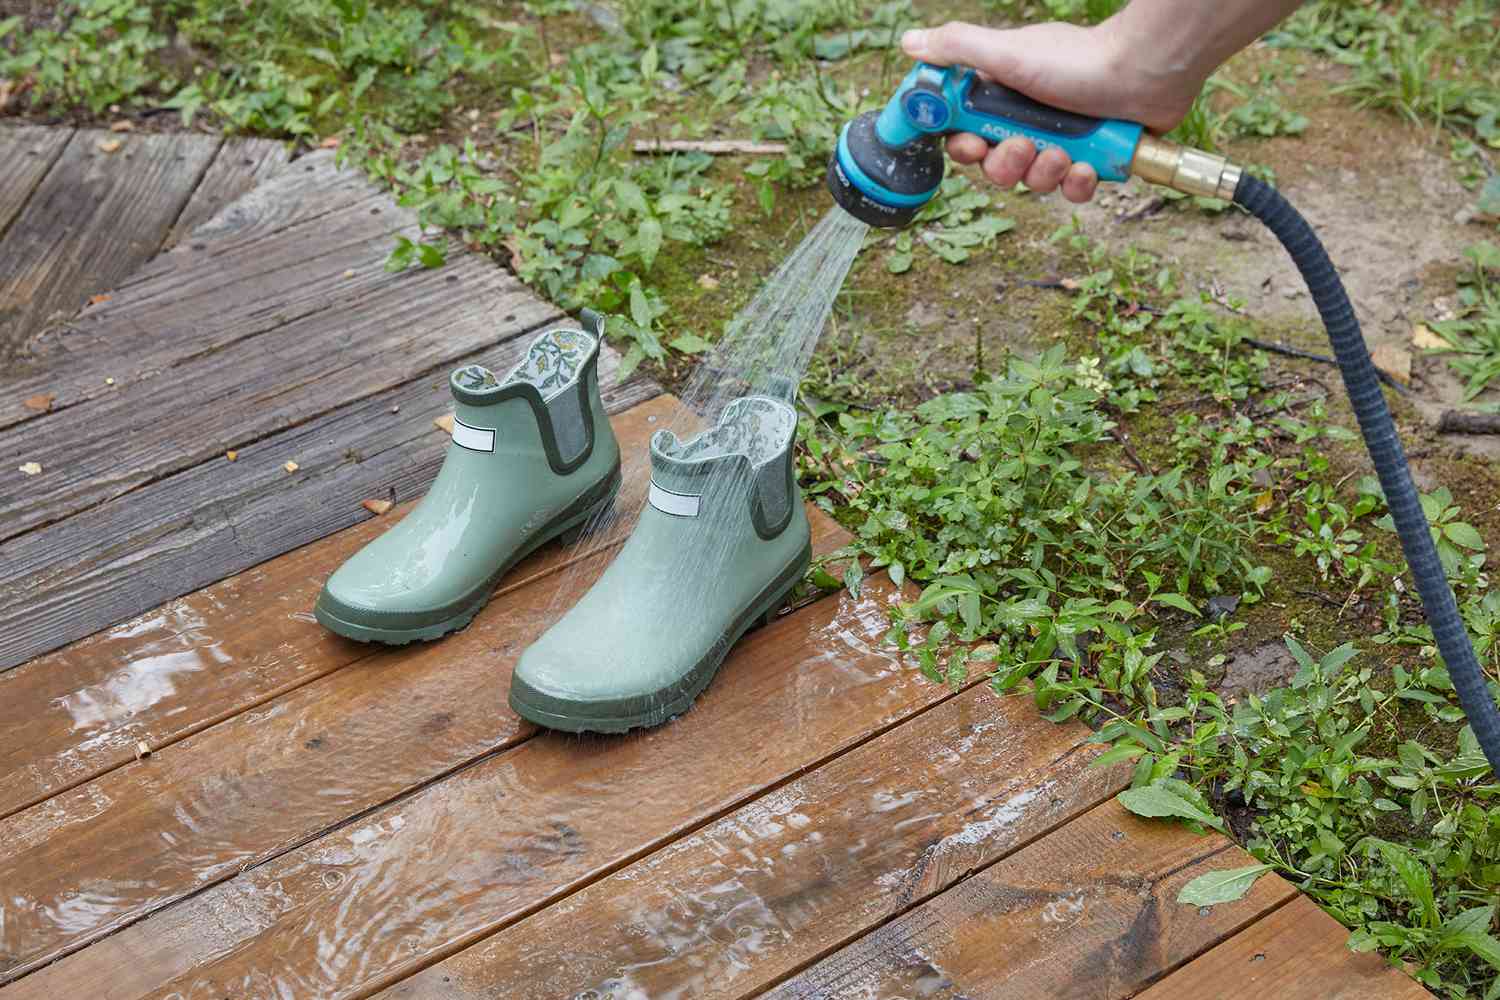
[901,29,925,53]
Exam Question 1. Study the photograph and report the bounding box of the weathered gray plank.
[0,129,221,363]
[0,344,656,670]
[0,126,72,239]
[167,137,292,246]
[0,152,396,431]
[0,159,552,542]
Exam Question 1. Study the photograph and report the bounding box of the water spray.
[827,61,1500,772]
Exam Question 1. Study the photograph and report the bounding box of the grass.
[5,1,1500,995]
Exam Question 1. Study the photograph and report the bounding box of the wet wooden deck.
[0,124,1430,998]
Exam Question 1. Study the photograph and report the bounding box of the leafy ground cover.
[4,0,1500,994]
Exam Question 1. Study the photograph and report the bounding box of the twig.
[1437,410,1500,435]
[1110,428,1154,475]
[1242,337,1410,395]
[632,139,788,155]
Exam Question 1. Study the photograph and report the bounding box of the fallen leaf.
[1411,323,1447,351]
[97,138,122,154]
[283,460,300,473]
[89,293,111,306]
[342,269,355,279]
[109,119,134,133]
[319,136,341,149]
[225,450,238,462]
[1176,864,1271,906]
[503,235,523,272]
[1371,343,1412,384]
[103,376,115,385]
[362,498,393,515]
[1254,490,1275,514]
[434,412,455,434]
[1059,278,1081,291]
[23,393,55,413]
[697,273,720,291]
[19,461,42,476]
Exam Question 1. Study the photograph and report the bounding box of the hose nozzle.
[1130,134,1243,201]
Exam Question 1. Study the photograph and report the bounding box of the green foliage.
[2,1,526,134]
[0,0,168,113]
[1429,244,1500,402]
[1270,0,1500,144]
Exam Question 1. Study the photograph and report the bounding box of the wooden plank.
[0,187,552,543]
[167,137,291,246]
[0,336,655,671]
[0,509,850,986]
[0,130,220,364]
[3,571,953,1000]
[764,800,1300,1000]
[1134,896,1430,1000]
[0,152,401,432]
[0,127,72,238]
[0,395,676,819]
[376,685,1130,1000]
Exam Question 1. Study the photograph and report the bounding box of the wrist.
[1096,6,1212,130]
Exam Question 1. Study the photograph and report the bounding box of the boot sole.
[314,464,622,645]
[507,538,814,734]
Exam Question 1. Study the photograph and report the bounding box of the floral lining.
[453,328,595,401]
[657,396,796,468]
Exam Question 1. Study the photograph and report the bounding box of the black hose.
[1233,174,1500,774]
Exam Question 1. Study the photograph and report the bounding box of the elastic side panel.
[753,453,792,536]
[546,389,590,468]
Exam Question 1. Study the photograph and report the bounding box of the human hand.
[901,19,1201,203]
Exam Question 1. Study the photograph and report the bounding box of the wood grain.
[765,800,1299,1000]
[0,151,398,433]
[0,130,220,364]
[1134,896,1430,1000]
[376,684,1129,1000]
[0,395,675,818]
[0,190,544,541]
[1,571,954,1000]
[167,137,291,246]
[0,127,72,239]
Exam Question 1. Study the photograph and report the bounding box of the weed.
[1430,244,1500,402]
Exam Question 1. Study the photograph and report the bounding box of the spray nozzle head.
[826,110,944,229]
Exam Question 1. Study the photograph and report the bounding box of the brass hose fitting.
[1130,134,1243,201]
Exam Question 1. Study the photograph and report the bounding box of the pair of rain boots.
[314,313,811,733]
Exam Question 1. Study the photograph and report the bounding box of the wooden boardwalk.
[0,124,1429,998]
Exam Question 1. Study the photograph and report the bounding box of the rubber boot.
[314,313,622,644]
[510,395,811,732]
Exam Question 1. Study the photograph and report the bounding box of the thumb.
[901,21,1026,82]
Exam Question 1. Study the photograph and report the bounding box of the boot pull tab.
[579,308,606,343]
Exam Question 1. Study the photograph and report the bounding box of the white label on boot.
[452,418,496,453]
[649,480,701,518]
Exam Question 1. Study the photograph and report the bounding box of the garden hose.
[1232,174,1500,772]
[828,60,1500,773]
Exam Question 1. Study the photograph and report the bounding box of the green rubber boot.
[314,313,622,644]
[510,395,811,732]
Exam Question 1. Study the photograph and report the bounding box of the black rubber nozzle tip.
[825,110,944,229]
[826,155,920,228]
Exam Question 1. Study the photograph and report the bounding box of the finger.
[1023,146,1072,194]
[1060,162,1099,204]
[946,133,990,164]
[981,137,1036,189]
[902,22,1023,83]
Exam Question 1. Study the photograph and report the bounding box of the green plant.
[1431,244,1500,402]
[0,0,169,113]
